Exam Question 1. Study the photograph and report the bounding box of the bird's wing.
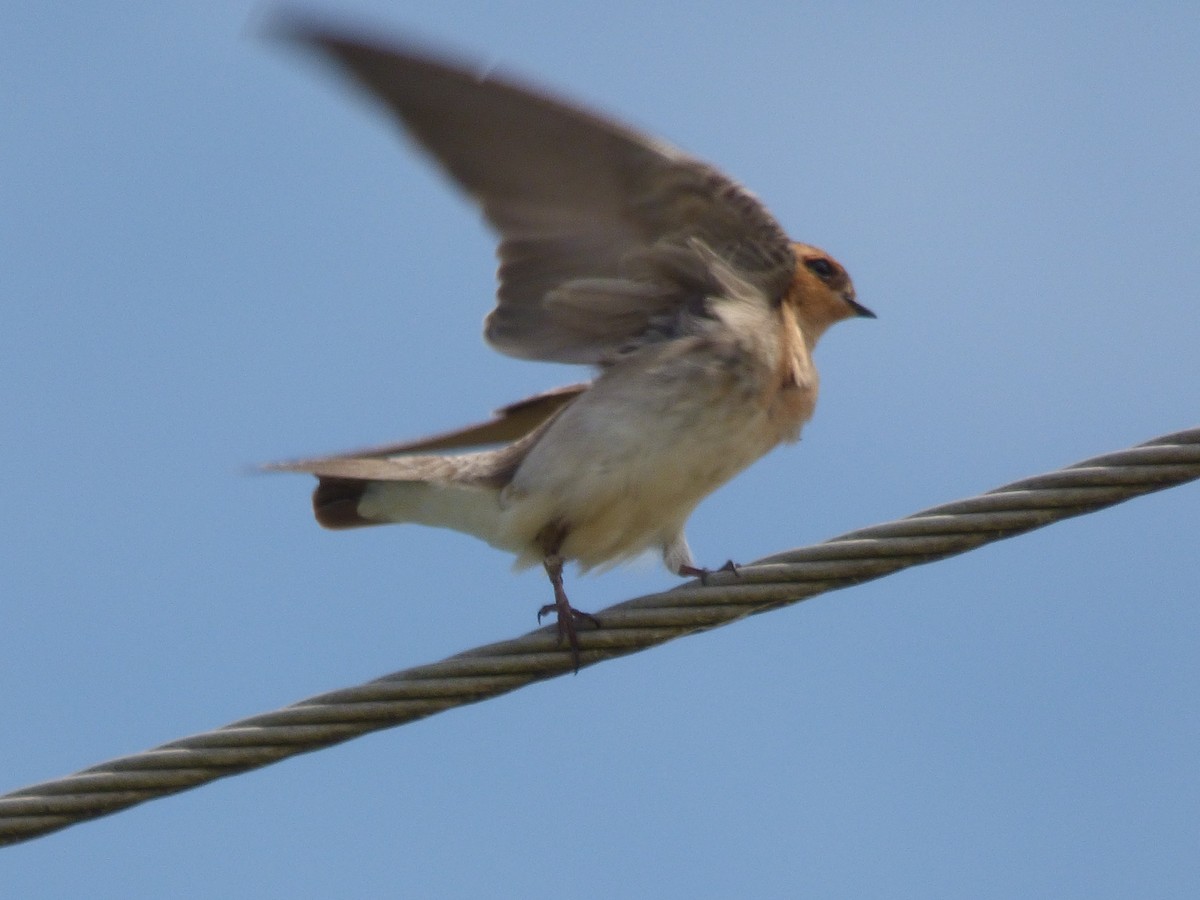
[381,382,587,452]
[264,382,586,475]
[276,20,796,363]
[267,454,464,482]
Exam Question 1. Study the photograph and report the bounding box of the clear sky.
[3,2,1198,897]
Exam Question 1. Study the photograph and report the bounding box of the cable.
[1,426,1196,846]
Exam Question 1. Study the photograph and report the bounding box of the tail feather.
[309,473,519,556]
[313,477,376,529]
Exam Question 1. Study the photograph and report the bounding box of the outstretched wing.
[275,20,796,363]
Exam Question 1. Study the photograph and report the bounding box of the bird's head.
[785,243,874,347]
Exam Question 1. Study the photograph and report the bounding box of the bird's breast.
[500,334,817,568]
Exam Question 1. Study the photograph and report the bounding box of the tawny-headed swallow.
[267,21,875,665]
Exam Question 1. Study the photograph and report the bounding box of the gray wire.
[2,426,1197,846]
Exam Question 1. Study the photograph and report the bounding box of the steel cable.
[1,426,1196,846]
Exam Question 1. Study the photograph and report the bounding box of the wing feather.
[275,20,796,363]
[264,383,586,473]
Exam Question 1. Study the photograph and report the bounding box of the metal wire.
[2,426,1197,846]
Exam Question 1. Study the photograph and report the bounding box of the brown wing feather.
[402,382,587,452]
[263,383,586,477]
[273,20,796,363]
[264,383,584,484]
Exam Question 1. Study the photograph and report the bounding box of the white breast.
[498,329,816,570]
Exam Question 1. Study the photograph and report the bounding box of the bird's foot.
[537,598,600,672]
[540,554,600,671]
[678,559,741,586]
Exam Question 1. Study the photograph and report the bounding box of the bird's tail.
[311,474,513,557]
[313,477,376,529]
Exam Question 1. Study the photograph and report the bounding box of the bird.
[266,20,876,668]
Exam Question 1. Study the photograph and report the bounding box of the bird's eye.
[804,257,835,279]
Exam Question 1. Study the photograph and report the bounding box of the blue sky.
[3,2,1198,896]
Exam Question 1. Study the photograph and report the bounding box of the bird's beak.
[845,293,876,319]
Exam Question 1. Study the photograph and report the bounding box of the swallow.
[267,21,875,668]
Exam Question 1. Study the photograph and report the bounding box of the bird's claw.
[538,601,600,671]
[679,559,741,586]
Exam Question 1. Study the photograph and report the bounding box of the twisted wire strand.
[2,426,1197,846]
